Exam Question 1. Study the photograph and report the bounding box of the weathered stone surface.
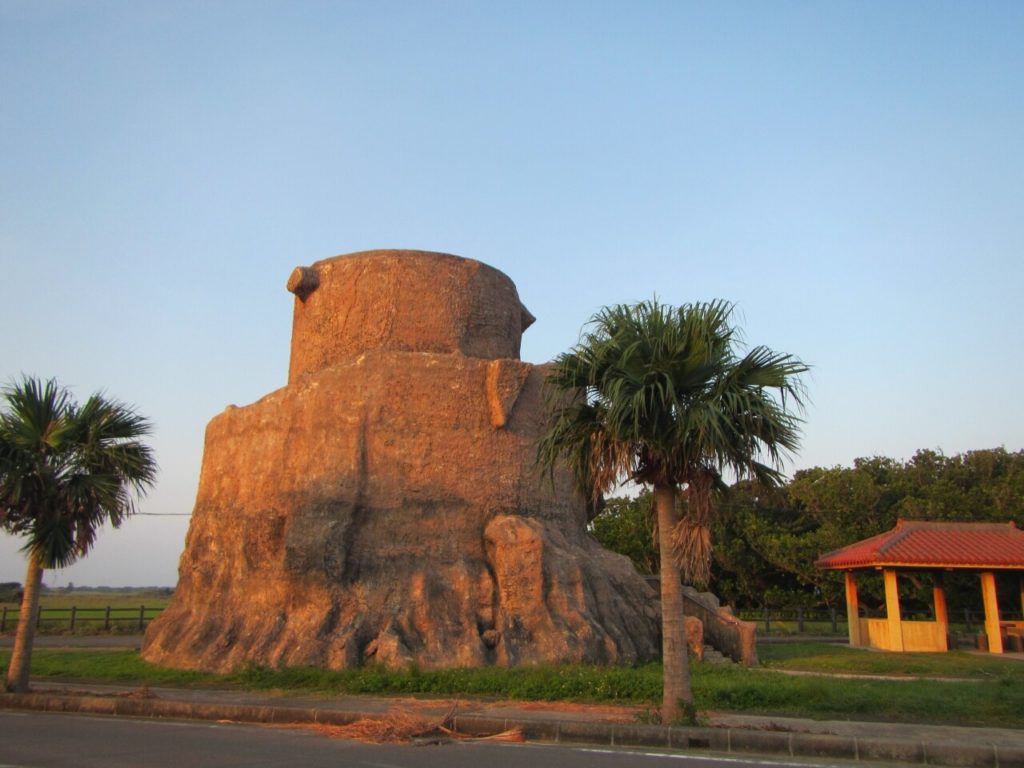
[143,250,660,672]
[686,616,704,661]
[286,250,536,383]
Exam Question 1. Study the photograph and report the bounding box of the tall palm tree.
[538,300,806,722]
[0,377,157,692]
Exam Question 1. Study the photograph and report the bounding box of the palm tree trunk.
[5,552,44,692]
[655,482,692,722]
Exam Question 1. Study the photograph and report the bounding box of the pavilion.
[816,520,1024,653]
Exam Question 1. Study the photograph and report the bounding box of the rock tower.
[143,250,660,671]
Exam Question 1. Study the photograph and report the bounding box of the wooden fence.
[0,605,165,633]
[4,603,1020,637]
[736,607,845,635]
[735,606,1024,636]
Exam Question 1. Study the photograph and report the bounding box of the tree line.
[592,447,1024,613]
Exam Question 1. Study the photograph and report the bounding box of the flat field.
[0,589,172,634]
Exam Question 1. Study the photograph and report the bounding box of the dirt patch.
[286,704,525,745]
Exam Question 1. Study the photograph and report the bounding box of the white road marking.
[574,747,846,768]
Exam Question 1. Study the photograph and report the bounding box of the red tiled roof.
[815,519,1024,570]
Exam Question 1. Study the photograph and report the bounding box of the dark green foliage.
[0,583,21,602]
[710,481,819,608]
[595,448,1024,610]
[589,493,658,574]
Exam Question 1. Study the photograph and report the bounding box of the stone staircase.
[644,576,760,666]
[701,643,731,664]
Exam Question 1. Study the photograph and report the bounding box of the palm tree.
[538,300,806,722]
[0,377,157,692]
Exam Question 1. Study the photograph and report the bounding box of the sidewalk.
[2,637,1023,766]
[3,680,1022,766]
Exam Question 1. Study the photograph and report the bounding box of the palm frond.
[0,376,157,570]
[537,298,808,586]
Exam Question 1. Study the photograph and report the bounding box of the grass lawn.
[759,641,1024,679]
[2,642,1022,728]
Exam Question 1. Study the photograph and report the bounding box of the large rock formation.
[143,250,660,672]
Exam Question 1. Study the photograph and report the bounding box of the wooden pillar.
[1019,575,1024,619]
[980,571,1003,654]
[845,571,862,646]
[884,568,904,651]
[932,572,949,652]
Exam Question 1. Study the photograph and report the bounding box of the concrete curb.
[2,692,1021,767]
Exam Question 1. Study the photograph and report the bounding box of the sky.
[1,1,1022,587]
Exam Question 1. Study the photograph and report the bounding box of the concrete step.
[702,645,731,664]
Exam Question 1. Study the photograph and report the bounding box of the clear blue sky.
[2,1,1021,586]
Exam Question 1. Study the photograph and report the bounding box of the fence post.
[138,605,146,631]
[70,605,77,631]
[763,605,770,634]
[104,605,111,631]
[1,606,6,632]
[798,606,805,633]
[831,606,838,634]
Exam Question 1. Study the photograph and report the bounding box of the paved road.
[0,711,852,768]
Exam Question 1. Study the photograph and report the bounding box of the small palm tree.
[0,377,157,692]
[538,300,806,722]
